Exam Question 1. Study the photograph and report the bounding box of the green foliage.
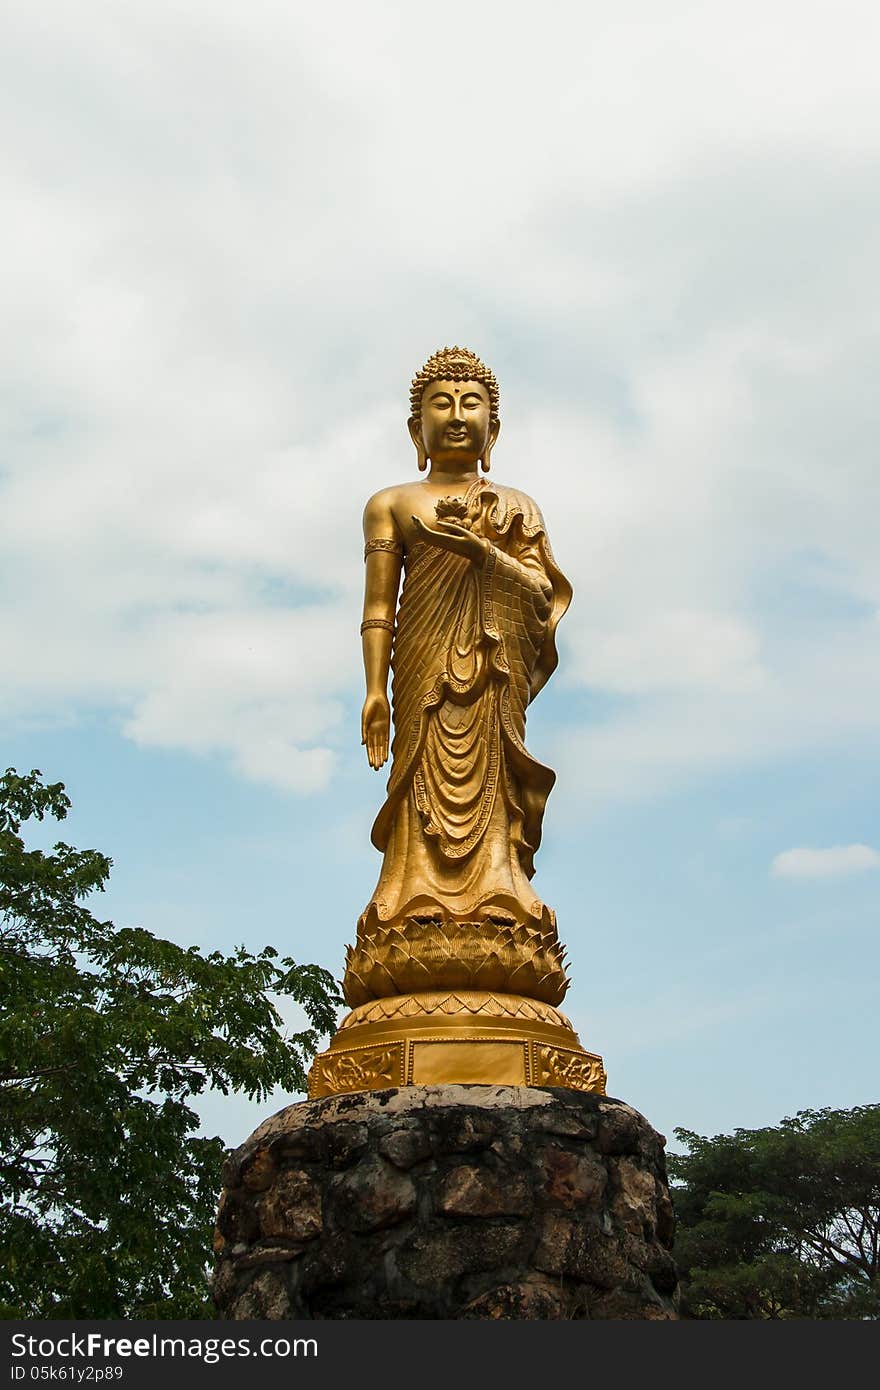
[669,1105,880,1319]
[0,768,342,1319]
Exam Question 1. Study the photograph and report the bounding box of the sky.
[2,0,878,1152]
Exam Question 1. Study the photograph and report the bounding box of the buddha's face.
[414,378,496,468]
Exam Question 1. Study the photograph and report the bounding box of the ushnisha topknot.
[409,346,500,425]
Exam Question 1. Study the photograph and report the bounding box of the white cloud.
[120,608,351,792]
[572,611,765,696]
[2,1,880,800]
[771,845,880,879]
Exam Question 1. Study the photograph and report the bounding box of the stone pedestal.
[213,1086,679,1320]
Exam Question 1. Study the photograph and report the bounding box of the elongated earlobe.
[481,419,500,473]
[408,416,428,472]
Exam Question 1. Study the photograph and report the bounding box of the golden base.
[307,990,606,1099]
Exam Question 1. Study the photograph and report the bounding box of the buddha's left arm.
[508,538,554,596]
[477,527,562,705]
[486,534,554,602]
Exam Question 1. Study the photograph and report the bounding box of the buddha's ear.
[408,416,428,472]
[481,418,500,473]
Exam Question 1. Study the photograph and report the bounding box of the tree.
[0,768,342,1318]
[669,1105,880,1319]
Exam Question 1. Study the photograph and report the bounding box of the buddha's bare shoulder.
[364,481,424,509]
[362,482,421,536]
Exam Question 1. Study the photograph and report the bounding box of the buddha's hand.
[361,691,390,769]
[411,515,489,566]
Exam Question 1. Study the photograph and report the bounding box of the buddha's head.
[409,346,500,472]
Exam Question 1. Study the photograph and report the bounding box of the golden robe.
[364,478,571,934]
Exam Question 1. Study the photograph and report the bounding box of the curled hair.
[410,346,500,424]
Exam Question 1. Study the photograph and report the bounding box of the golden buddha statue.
[308,348,605,1097]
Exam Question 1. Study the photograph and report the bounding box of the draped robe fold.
[364,480,571,931]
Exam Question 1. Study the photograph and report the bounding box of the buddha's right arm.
[361,494,403,697]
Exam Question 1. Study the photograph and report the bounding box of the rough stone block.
[258,1168,322,1241]
[329,1154,417,1232]
[377,1124,433,1170]
[437,1164,530,1217]
[539,1145,607,1210]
